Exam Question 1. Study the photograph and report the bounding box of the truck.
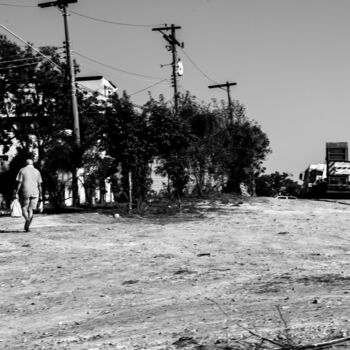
[300,142,350,198]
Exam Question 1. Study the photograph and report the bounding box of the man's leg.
[27,197,38,231]
[21,200,30,232]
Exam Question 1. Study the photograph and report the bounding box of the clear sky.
[1,0,350,179]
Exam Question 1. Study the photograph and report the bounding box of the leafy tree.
[179,93,221,196]
[255,172,301,197]
[0,35,273,207]
[211,101,271,193]
[0,36,76,206]
[0,36,108,207]
[144,93,271,200]
[79,149,115,206]
[0,37,71,157]
[104,91,153,207]
[146,95,193,201]
[77,90,112,205]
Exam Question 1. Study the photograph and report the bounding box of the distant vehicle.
[276,195,297,200]
[300,142,350,198]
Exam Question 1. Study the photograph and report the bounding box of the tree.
[145,93,271,200]
[255,172,301,197]
[146,95,193,202]
[211,101,271,193]
[0,37,76,206]
[0,36,110,207]
[0,35,273,207]
[104,91,153,208]
[0,37,71,157]
[179,93,221,196]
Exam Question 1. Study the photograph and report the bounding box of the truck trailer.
[300,142,350,198]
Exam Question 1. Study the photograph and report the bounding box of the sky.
[1,0,350,180]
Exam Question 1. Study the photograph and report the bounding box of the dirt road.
[1,197,350,349]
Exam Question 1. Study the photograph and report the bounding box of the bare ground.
[1,197,350,349]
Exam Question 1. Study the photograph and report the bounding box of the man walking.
[14,159,43,232]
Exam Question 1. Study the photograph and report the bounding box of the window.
[328,148,347,161]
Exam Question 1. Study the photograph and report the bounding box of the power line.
[76,83,144,111]
[0,61,41,70]
[0,3,35,7]
[0,56,42,64]
[180,48,217,84]
[74,51,165,81]
[0,52,64,65]
[129,79,168,96]
[74,60,123,89]
[0,23,62,71]
[180,48,228,93]
[70,10,163,28]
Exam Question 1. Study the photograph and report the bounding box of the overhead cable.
[74,51,165,81]
[0,56,42,64]
[0,23,62,71]
[0,3,35,7]
[76,83,144,110]
[180,48,227,92]
[180,48,217,84]
[70,10,164,28]
[0,61,41,70]
[0,51,64,63]
[130,79,168,96]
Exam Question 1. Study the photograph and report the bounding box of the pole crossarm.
[152,25,181,32]
[208,82,237,89]
[208,81,237,121]
[38,0,77,8]
[153,26,183,47]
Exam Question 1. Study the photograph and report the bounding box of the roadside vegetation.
[0,35,301,211]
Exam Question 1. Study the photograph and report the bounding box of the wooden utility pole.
[152,24,183,116]
[38,0,80,147]
[39,0,81,206]
[209,81,237,121]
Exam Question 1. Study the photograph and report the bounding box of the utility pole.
[38,0,80,147]
[208,81,237,121]
[39,0,81,206]
[152,24,183,116]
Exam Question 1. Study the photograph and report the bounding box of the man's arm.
[38,170,43,201]
[14,170,23,198]
[38,183,43,201]
[14,181,22,198]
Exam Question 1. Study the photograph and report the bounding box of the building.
[76,76,118,100]
[61,76,118,206]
